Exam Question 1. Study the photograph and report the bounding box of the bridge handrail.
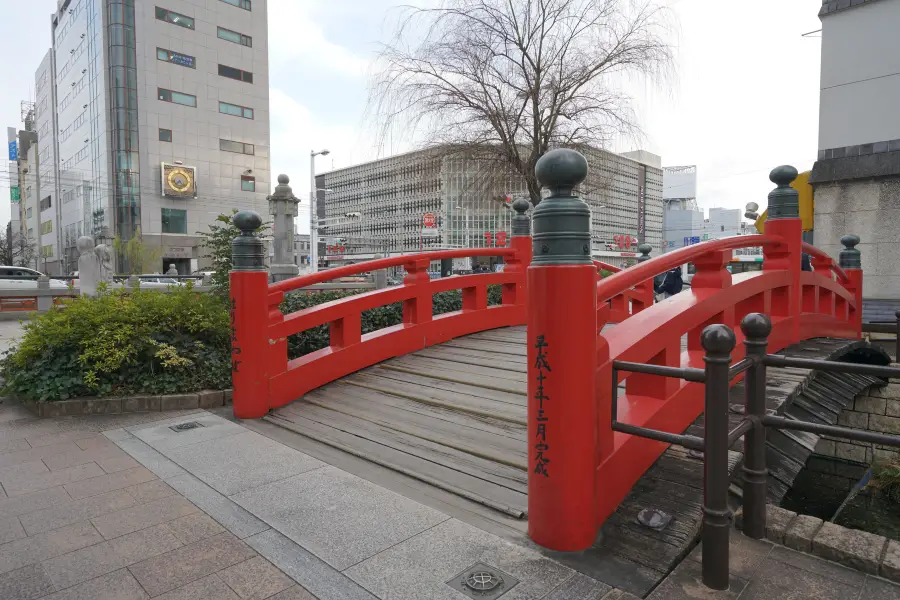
[596,234,784,302]
[802,242,849,283]
[593,260,622,274]
[269,248,518,294]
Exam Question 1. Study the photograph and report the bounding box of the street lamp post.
[310,149,330,272]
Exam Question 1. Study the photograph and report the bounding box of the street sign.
[9,186,19,202]
[421,228,440,238]
[8,141,16,161]
[422,213,437,228]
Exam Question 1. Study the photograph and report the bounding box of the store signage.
[164,246,192,259]
[684,236,701,246]
[637,164,646,242]
[8,141,16,161]
[9,186,19,202]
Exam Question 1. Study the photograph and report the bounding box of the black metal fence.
[862,311,900,361]
[612,313,900,590]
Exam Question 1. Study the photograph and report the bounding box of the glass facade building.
[23,0,271,276]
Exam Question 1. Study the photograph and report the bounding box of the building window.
[41,220,53,234]
[157,47,195,68]
[241,175,255,191]
[155,7,195,29]
[161,208,187,234]
[219,101,254,119]
[26,208,32,218]
[159,128,172,142]
[217,64,253,83]
[220,0,251,9]
[217,26,252,47]
[42,245,53,258]
[40,196,52,211]
[220,139,255,155]
[158,88,197,107]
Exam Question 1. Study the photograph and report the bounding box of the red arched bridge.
[229,151,900,591]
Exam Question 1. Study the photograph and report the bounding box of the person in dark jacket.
[801,253,812,272]
[655,267,684,300]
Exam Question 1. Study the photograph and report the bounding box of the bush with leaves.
[871,457,900,503]
[0,285,231,402]
[280,285,503,359]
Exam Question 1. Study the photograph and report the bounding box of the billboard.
[663,165,697,200]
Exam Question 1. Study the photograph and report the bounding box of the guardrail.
[612,312,900,590]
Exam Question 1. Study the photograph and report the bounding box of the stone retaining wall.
[27,389,234,417]
[735,504,900,581]
[815,381,900,463]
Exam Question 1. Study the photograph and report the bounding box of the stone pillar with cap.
[268,174,301,283]
[229,210,270,419]
[762,165,803,343]
[526,148,599,552]
[839,234,863,337]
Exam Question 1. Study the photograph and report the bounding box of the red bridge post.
[229,211,271,419]
[504,199,534,309]
[762,166,803,344]
[527,149,599,551]
[838,235,863,336]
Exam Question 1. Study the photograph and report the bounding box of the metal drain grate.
[446,563,519,599]
[169,421,204,432]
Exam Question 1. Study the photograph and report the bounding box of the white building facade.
[29,0,271,275]
[316,147,664,272]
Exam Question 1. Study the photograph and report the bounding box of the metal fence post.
[895,311,899,363]
[701,324,736,590]
[740,313,772,539]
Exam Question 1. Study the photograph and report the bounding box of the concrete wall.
[813,178,900,299]
[819,0,900,149]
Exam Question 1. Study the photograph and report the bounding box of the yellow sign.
[754,170,814,233]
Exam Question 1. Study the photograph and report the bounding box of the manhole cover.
[446,563,519,599]
[169,421,204,432]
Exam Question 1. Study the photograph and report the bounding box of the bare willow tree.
[369,0,674,205]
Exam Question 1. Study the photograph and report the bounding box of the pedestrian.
[801,253,812,272]
[655,267,684,301]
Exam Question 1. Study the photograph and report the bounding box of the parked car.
[0,266,44,280]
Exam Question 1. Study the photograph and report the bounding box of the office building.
[662,165,701,253]
[811,0,900,300]
[6,125,40,269]
[28,0,271,275]
[316,146,663,271]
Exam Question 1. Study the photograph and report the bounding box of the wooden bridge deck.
[263,326,885,594]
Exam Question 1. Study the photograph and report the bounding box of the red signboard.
[495,231,508,246]
[484,231,493,246]
[423,213,437,228]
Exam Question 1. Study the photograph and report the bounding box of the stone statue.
[77,236,113,296]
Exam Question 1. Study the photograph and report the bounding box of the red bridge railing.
[228,155,865,557]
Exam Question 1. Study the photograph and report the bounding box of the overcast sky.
[0,0,825,232]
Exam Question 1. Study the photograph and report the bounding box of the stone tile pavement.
[0,320,24,355]
[0,404,625,599]
[648,530,900,600]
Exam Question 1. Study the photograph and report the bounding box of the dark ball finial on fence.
[511,199,532,237]
[637,243,652,263]
[535,149,588,198]
[232,210,265,271]
[767,165,799,220]
[701,324,737,355]
[839,234,861,270]
[740,313,772,341]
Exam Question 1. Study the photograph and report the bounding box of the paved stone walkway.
[648,530,900,600]
[0,404,625,599]
[2,401,898,600]
[0,320,25,355]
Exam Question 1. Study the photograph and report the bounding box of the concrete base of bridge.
[259,328,891,597]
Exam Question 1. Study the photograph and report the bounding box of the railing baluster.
[740,314,771,539]
[700,324,736,591]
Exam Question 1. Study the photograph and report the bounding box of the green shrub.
[871,457,900,503]
[280,284,503,359]
[0,284,232,401]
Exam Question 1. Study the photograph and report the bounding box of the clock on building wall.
[161,163,197,198]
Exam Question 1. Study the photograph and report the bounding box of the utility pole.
[310,149,330,272]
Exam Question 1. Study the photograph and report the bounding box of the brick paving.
[0,408,315,600]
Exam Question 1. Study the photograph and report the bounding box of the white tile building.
[26,0,271,275]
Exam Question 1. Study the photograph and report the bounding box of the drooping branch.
[368,0,674,204]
